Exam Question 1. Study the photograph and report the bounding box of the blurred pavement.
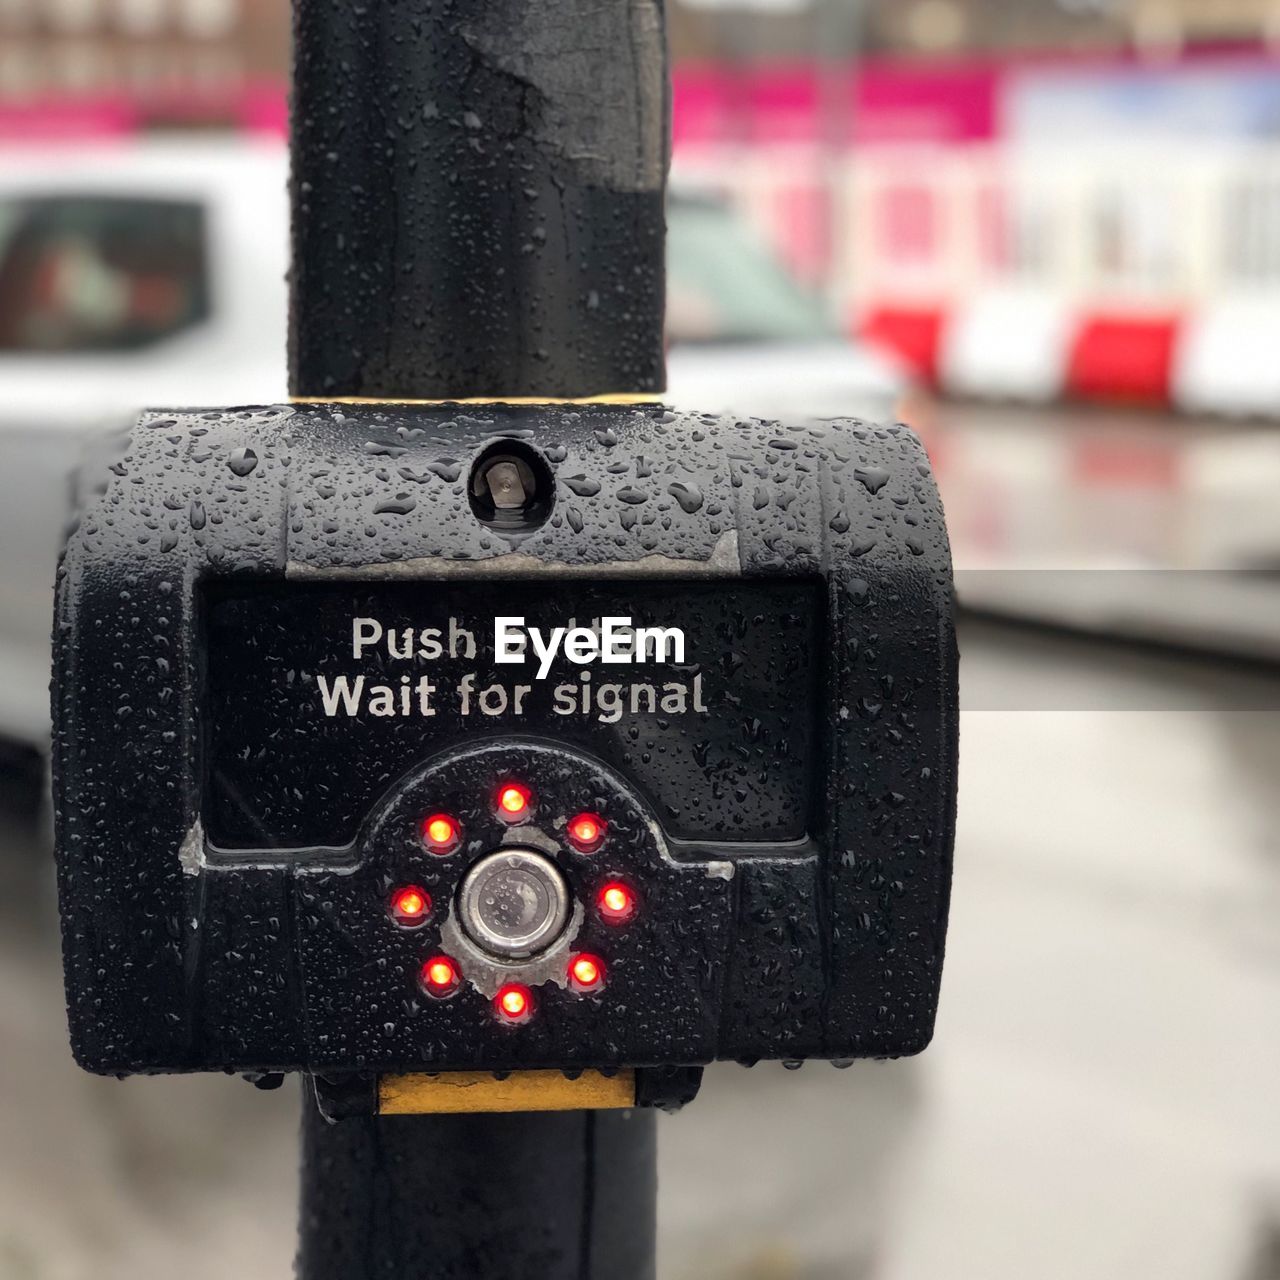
[927,402,1280,662]
[2,616,1278,1280]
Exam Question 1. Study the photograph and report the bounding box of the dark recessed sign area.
[202,580,823,851]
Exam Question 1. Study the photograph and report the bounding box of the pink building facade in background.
[4,45,1280,414]
[674,57,1001,149]
[671,47,1280,415]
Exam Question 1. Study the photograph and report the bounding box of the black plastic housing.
[53,404,957,1076]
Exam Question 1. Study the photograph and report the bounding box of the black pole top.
[289,0,670,402]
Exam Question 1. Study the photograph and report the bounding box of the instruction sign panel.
[203,580,821,848]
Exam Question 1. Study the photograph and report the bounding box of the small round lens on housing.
[597,881,637,925]
[567,812,606,853]
[423,813,461,853]
[569,954,605,993]
[496,782,533,821]
[494,983,534,1024]
[421,955,462,997]
[390,886,431,926]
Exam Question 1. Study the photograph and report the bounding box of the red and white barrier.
[938,288,1074,404]
[1174,296,1280,419]
[857,293,1280,418]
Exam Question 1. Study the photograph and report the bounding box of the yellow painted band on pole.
[378,1069,637,1115]
[289,394,663,407]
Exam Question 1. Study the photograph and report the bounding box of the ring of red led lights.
[407,783,631,1023]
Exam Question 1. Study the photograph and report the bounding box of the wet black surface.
[290,0,667,399]
[52,403,956,1075]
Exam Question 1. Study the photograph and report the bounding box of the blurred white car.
[666,191,907,421]
[0,142,287,745]
[0,139,909,747]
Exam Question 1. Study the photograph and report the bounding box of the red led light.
[390,886,431,925]
[497,782,533,821]
[421,955,462,997]
[597,881,637,925]
[494,983,534,1024]
[423,813,461,853]
[569,954,605,992]
[567,812,606,853]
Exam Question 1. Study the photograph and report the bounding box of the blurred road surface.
[927,402,1280,662]
[1,618,1278,1280]
[922,402,1280,574]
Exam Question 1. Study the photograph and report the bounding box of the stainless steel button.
[457,848,570,959]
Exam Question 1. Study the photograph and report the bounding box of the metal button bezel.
[456,847,571,960]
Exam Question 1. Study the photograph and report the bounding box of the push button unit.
[458,848,572,960]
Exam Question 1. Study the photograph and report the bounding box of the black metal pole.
[297,1101,657,1280]
[289,0,669,401]
[290,2,668,1276]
